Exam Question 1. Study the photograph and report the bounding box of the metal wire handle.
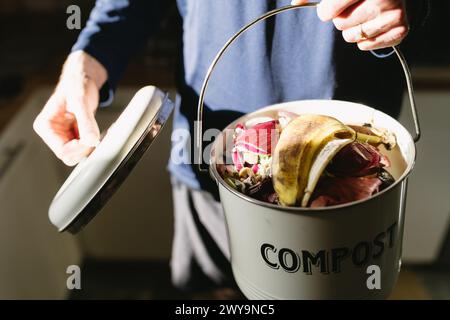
[196,2,421,171]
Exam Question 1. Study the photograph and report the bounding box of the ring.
[359,23,369,41]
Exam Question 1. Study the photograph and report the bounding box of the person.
[33,0,429,295]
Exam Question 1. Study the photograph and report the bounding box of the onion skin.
[327,142,383,177]
[234,120,279,155]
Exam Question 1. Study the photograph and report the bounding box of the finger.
[65,80,101,147]
[59,139,94,166]
[71,106,100,147]
[332,0,381,31]
[317,0,361,21]
[290,0,310,5]
[35,106,94,166]
[47,112,77,133]
[33,93,69,157]
[357,25,409,51]
[342,10,406,43]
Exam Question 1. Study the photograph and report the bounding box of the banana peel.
[301,138,353,206]
[272,114,356,207]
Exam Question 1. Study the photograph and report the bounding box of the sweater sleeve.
[71,0,167,105]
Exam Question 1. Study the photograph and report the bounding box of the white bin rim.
[209,99,417,214]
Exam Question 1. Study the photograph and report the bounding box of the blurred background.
[0,0,449,299]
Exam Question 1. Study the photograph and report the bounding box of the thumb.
[74,107,101,147]
[66,95,100,147]
[65,79,101,148]
[291,0,309,5]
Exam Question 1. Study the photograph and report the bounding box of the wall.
[0,88,81,299]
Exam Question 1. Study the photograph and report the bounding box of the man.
[33,0,428,294]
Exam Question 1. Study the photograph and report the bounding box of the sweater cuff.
[71,44,116,107]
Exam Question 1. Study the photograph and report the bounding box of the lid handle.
[196,2,421,171]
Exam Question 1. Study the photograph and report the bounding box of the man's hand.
[33,51,107,166]
[292,0,409,50]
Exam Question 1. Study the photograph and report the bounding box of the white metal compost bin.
[196,3,421,299]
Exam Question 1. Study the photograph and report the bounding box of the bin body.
[210,100,416,299]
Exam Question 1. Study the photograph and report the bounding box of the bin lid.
[48,86,174,234]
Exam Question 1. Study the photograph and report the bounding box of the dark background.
[0,0,449,300]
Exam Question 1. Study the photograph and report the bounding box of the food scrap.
[218,112,397,208]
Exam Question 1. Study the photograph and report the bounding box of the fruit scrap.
[272,114,356,206]
[219,111,397,208]
[350,124,397,150]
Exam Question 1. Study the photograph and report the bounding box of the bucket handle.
[196,2,421,171]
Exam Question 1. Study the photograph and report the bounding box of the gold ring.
[359,23,369,41]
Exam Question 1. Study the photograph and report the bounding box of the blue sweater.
[73,0,428,192]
